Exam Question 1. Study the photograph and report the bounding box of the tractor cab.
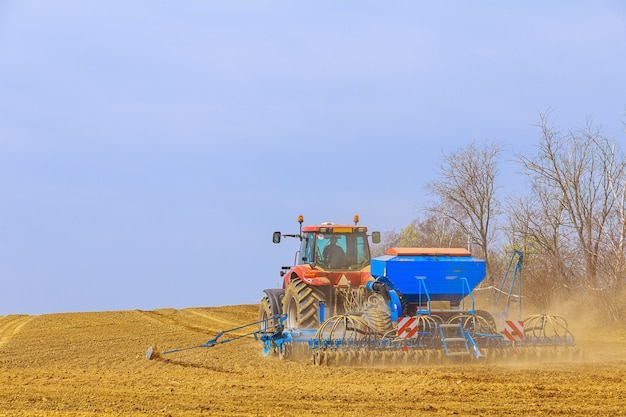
[272,216,381,272]
[299,224,373,270]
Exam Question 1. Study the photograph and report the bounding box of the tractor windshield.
[314,232,371,270]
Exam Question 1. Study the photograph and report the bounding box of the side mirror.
[371,231,381,244]
[272,231,281,244]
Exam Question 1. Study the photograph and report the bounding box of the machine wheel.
[283,277,326,328]
[312,350,322,365]
[258,289,284,331]
[259,296,275,331]
[474,310,497,332]
[449,310,498,335]
[361,293,394,335]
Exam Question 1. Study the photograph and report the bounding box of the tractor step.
[439,323,472,357]
[444,337,467,343]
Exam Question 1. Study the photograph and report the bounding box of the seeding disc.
[146,346,154,360]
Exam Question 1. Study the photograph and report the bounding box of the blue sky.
[1,1,624,315]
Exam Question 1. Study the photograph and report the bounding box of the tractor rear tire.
[283,277,326,328]
[361,293,394,335]
[259,296,278,332]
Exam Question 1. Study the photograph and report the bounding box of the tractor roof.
[302,223,368,233]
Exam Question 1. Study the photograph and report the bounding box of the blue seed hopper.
[368,248,486,318]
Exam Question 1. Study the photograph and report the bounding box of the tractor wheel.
[361,293,394,335]
[258,296,278,332]
[282,277,326,328]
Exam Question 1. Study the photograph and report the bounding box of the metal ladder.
[440,323,484,359]
[439,323,471,357]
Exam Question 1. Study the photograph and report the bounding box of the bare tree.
[505,183,578,308]
[426,140,502,282]
[371,230,401,257]
[602,141,626,274]
[597,140,626,321]
[518,112,622,287]
[398,214,466,248]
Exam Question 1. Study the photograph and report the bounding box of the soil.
[0,304,624,416]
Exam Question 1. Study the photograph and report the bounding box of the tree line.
[374,111,625,322]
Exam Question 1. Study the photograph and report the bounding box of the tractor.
[148,215,578,364]
[260,215,381,330]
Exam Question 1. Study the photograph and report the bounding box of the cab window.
[299,232,315,264]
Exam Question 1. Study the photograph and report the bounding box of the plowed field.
[0,305,624,416]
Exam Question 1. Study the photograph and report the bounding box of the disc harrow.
[263,312,580,366]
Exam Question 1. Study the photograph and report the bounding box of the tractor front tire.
[282,277,326,328]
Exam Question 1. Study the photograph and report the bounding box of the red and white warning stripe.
[503,320,525,342]
[397,316,419,338]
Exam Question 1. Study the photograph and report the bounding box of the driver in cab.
[323,235,345,268]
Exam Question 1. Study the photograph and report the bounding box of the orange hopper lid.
[384,247,472,257]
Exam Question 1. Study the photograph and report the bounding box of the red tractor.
[260,215,381,329]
